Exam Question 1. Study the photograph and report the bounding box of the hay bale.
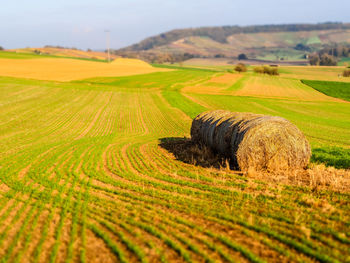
[191,110,311,171]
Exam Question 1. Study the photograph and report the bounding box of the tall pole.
[105,30,110,63]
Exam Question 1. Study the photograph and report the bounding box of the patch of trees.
[294,43,311,51]
[309,44,350,65]
[343,69,350,77]
[44,45,79,50]
[309,53,337,66]
[119,22,350,52]
[113,50,200,64]
[318,45,350,58]
[238,53,248,60]
[253,66,279,75]
[0,46,4,51]
[214,54,226,58]
[234,63,247,73]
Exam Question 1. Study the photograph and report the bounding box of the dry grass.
[111,58,153,67]
[191,110,311,171]
[0,58,168,81]
[182,73,242,95]
[233,75,341,101]
[246,164,350,193]
[160,137,349,193]
[279,66,350,82]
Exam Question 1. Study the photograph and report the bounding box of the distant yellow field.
[183,73,242,94]
[182,72,346,102]
[0,57,168,81]
[111,58,152,67]
[233,75,341,101]
[280,66,350,82]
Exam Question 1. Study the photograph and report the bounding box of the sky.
[1,0,349,50]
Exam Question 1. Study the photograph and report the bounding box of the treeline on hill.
[319,45,350,57]
[113,50,244,63]
[309,44,350,66]
[44,45,81,50]
[113,50,203,63]
[120,22,350,51]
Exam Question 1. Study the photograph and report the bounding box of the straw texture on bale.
[191,110,311,171]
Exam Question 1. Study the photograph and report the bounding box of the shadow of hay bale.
[159,137,231,169]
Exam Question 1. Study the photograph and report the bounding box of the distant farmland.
[117,23,350,62]
[0,53,349,262]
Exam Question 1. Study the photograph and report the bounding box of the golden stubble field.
[0,57,169,81]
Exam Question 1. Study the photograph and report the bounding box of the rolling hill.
[116,23,350,63]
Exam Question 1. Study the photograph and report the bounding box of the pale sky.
[0,0,349,50]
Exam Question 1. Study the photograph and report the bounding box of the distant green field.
[301,79,350,101]
[338,57,350,66]
[0,50,107,62]
[0,51,52,59]
[305,35,321,45]
[0,63,349,262]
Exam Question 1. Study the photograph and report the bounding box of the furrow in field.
[86,195,271,263]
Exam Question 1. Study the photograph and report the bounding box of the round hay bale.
[190,111,311,171]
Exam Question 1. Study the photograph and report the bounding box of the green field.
[301,79,350,102]
[0,59,350,262]
[338,57,350,66]
[0,50,108,63]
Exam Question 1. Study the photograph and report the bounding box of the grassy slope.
[338,57,350,66]
[301,79,350,102]
[0,65,349,262]
[299,79,350,167]
[0,51,54,59]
